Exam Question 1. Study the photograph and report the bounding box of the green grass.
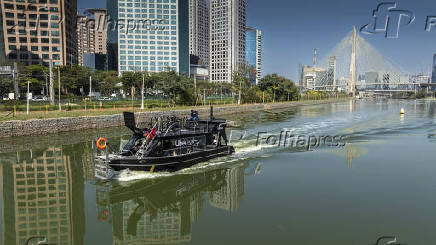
[0,99,236,121]
[0,97,346,121]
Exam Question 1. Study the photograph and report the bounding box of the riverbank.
[0,98,349,138]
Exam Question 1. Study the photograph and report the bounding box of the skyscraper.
[327,56,336,89]
[432,54,436,84]
[189,0,209,67]
[76,9,107,66]
[245,26,261,84]
[107,0,189,75]
[0,0,78,66]
[209,0,246,83]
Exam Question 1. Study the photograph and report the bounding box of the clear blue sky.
[78,0,436,82]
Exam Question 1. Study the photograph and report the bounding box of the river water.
[1,99,436,245]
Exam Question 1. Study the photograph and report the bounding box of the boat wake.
[111,100,436,183]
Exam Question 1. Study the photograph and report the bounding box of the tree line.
[0,64,300,105]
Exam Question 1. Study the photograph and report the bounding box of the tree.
[0,77,13,97]
[93,70,120,96]
[121,72,143,93]
[18,65,48,95]
[56,65,91,95]
[258,74,299,102]
[155,70,193,105]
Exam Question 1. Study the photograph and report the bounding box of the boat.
[94,106,235,179]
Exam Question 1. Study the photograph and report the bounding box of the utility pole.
[89,75,92,97]
[203,88,206,106]
[141,73,145,110]
[26,80,30,115]
[49,60,54,105]
[44,74,48,97]
[194,75,197,105]
[58,68,61,111]
[238,79,241,105]
[131,86,135,111]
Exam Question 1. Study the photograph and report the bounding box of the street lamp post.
[58,68,61,111]
[238,79,241,105]
[141,73,145,110]
[26,80,30,115]
[89,75,92,97]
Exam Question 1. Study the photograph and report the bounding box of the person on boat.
[188,110,199,121]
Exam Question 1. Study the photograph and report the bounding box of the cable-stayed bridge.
[301,26,433,94]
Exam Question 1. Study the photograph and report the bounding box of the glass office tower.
[107,0,189,75]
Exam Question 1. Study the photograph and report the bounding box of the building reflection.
[1,147,85,245]
[97,163,248,245]
[208,165,245,211]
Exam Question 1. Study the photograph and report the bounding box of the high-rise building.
[209,0,246,83]
[77,15,94,65]
[245,26,261,85]
[189,0,209,67]
[0,0,78,66]
[432,54,436,84]
[301,66,325,90]
[76,9,107,66]
[107,0,189,75]
[327,56,336,89]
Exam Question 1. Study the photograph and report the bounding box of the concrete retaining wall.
[0,100,346,138]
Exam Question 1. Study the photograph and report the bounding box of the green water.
[1,99,436,245]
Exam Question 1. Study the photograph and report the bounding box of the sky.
[78,0,436,82]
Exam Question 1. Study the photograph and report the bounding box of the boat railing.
[162,145,194,156]
[93,139,114,180]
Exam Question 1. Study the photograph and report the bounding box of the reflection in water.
[1,147,85,245]
[4,100,436,244]
[333,144,368,167]
[96,164,248,244]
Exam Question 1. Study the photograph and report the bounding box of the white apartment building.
[189,0,209,66]
[209,0,246,83]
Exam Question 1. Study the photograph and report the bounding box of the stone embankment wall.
[0,99,346,138]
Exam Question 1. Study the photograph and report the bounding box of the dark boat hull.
[108,145,235,172]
